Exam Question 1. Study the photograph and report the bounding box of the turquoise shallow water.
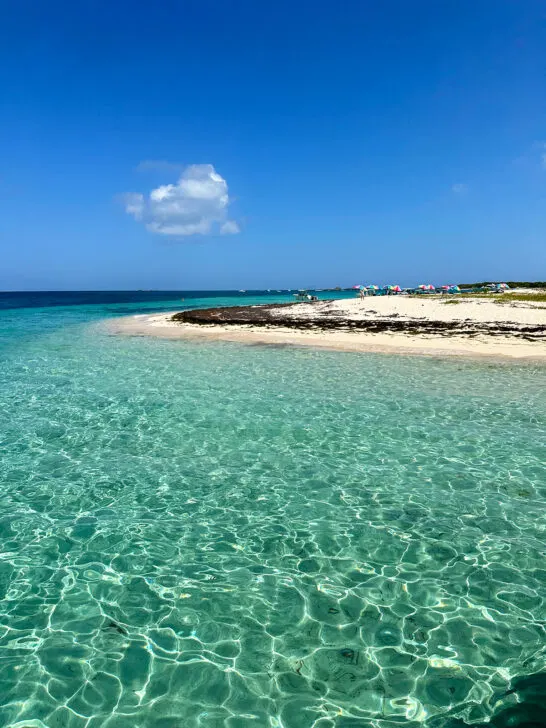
[0,293,545,728]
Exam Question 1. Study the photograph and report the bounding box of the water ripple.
[0,322,545,727]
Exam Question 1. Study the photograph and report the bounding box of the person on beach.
[359,287,365,301]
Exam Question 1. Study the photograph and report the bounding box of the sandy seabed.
[108,295,546,361]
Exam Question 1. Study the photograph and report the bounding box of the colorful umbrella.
[367,285,379,290]
[392,285,402,292]
[497,283,509,289]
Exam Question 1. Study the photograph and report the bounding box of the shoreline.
[107,296,546,361]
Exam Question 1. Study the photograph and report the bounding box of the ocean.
[0,290,545,728]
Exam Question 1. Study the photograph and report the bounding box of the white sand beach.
[109,294,546,361]
[281,293,546,326]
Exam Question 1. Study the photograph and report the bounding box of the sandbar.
[108,294,546,361]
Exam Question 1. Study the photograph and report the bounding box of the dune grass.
[457,292,546,303]
[501,292,546,303]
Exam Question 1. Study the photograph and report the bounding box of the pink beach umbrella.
[392,285,402,292]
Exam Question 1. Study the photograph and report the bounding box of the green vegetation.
[499,292,546,303]
[458,281,546,289]
[443,299,461,304]
[456,293,502,300]
[458,292,546,303]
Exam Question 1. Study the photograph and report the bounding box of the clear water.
[0,292,545,728]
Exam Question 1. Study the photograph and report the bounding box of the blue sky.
[0,0,544,290]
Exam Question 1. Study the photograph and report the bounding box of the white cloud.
[220,220,240,235]
[124,193,144,220]
[451,183,468,195]
[124,164,240,237]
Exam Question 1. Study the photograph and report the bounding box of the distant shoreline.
[108,294,546,361]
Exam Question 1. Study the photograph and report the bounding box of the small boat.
[293,289,318,302]
[239,289,246,293]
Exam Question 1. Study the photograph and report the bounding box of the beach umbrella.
[352,285,362,289]
[449,285,460,292]
[383,285,395,290]
[367,285,379,290]
[441,285,451,290]
[497,283,509,289]
[392,285,402,292]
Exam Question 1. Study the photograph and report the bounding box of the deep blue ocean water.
[0,291,545,728]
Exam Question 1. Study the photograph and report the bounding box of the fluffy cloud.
[220,220,241,235]
[124,164,240,237]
